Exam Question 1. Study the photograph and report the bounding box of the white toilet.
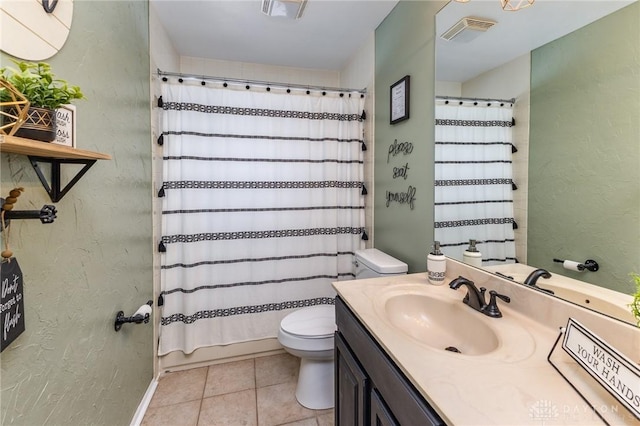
[277,248,408,409]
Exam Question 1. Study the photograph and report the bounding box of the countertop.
[332,262,640,425]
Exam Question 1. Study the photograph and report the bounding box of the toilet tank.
[355,249,408,279]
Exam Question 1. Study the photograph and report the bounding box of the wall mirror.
[435,0,639,325]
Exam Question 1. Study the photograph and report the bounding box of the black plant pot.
[12,106,57,142]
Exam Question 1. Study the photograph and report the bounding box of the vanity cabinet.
[335,296,445,426]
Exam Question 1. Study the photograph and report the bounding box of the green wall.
[374,1,446,272]
[0,1,153,424]
[529,2,640,293]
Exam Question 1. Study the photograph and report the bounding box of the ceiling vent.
[440,17,496,42]
[261,0,308,19]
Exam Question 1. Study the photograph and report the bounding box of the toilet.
[277,248,408,409]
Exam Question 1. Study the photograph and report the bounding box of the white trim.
[130,378,158,426]
[159,338,283,372]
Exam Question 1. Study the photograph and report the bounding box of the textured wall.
[0,1,153,424]
[529,2,640,293]
[374,1,446,272]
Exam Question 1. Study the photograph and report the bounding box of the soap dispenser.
[427,241,446,285]
[463,239,482,268]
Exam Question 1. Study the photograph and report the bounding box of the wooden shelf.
[0,134,111,202]
[0,135,111,160]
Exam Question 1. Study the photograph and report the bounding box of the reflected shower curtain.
[158,78,365,355]
[434,100,516,265]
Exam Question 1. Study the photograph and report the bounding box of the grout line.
[196,365,209,426]
[254,357,260,426]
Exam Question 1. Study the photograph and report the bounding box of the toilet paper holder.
[553,258,599,272]
[114,300,153,332]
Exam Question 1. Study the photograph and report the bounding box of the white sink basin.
[371,283,538,361]
[383,293,499,355]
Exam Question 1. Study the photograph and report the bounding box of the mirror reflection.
[435,0,639,325]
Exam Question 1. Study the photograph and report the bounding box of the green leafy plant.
[631,273,640,327]
[0,60,84,110]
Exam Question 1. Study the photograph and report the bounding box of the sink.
[486,263,637,324]
[383,293,500,355]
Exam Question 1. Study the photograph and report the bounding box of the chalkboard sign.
[1,259,25,352]
[53,104,76,148]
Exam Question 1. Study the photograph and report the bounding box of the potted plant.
[631,273,640,327]
[0,60,84,142]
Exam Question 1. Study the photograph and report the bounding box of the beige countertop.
[332,260,640,425]
[484,263,636,324]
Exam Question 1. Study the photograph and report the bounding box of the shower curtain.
[158,77,365,355]
[434,99,516,265]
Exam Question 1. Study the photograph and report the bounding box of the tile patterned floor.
[142,353,334,426]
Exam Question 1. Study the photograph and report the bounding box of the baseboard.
[158,337,283,372]
[130,377,158,426]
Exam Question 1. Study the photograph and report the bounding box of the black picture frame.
[390,75,410,125]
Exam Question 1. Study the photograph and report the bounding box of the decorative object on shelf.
[0,61,84,142]
[390,75,410,125]
[15,106,57,142]
[0,79,29,136]
[53,104,75,147]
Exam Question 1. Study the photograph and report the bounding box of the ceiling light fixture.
[261,0,308,19]
[500,0,535,11]
[454,0,535,12]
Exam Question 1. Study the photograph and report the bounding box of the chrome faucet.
[523,269,555,295]
[448,276,487,312]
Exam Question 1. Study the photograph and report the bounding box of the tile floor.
[142,353,334,426]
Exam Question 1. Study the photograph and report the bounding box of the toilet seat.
[280,305,335,338]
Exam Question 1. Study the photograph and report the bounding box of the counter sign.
[562,318,640,419]
[1,259,25,352]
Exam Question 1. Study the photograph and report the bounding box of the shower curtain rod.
[436,95,516,104]
[156,69,367,95]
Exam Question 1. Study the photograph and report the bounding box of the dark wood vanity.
[335,296,445,426]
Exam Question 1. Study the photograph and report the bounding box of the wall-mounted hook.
[0,197,56,225]
[42,0,58,13]
[2,205,57,224]
[114,300,153,332]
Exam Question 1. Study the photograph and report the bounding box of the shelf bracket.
[28,156,98,203]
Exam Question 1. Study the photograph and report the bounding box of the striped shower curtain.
[157,77,366,355]
[434,99,516,265]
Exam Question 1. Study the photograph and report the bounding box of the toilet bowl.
[277,305,335,410]
[277,249,407,410]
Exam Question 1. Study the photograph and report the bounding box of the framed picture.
[390,75,410,125]
[53,104,76,148]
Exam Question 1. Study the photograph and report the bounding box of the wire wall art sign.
[386,139,416,210]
